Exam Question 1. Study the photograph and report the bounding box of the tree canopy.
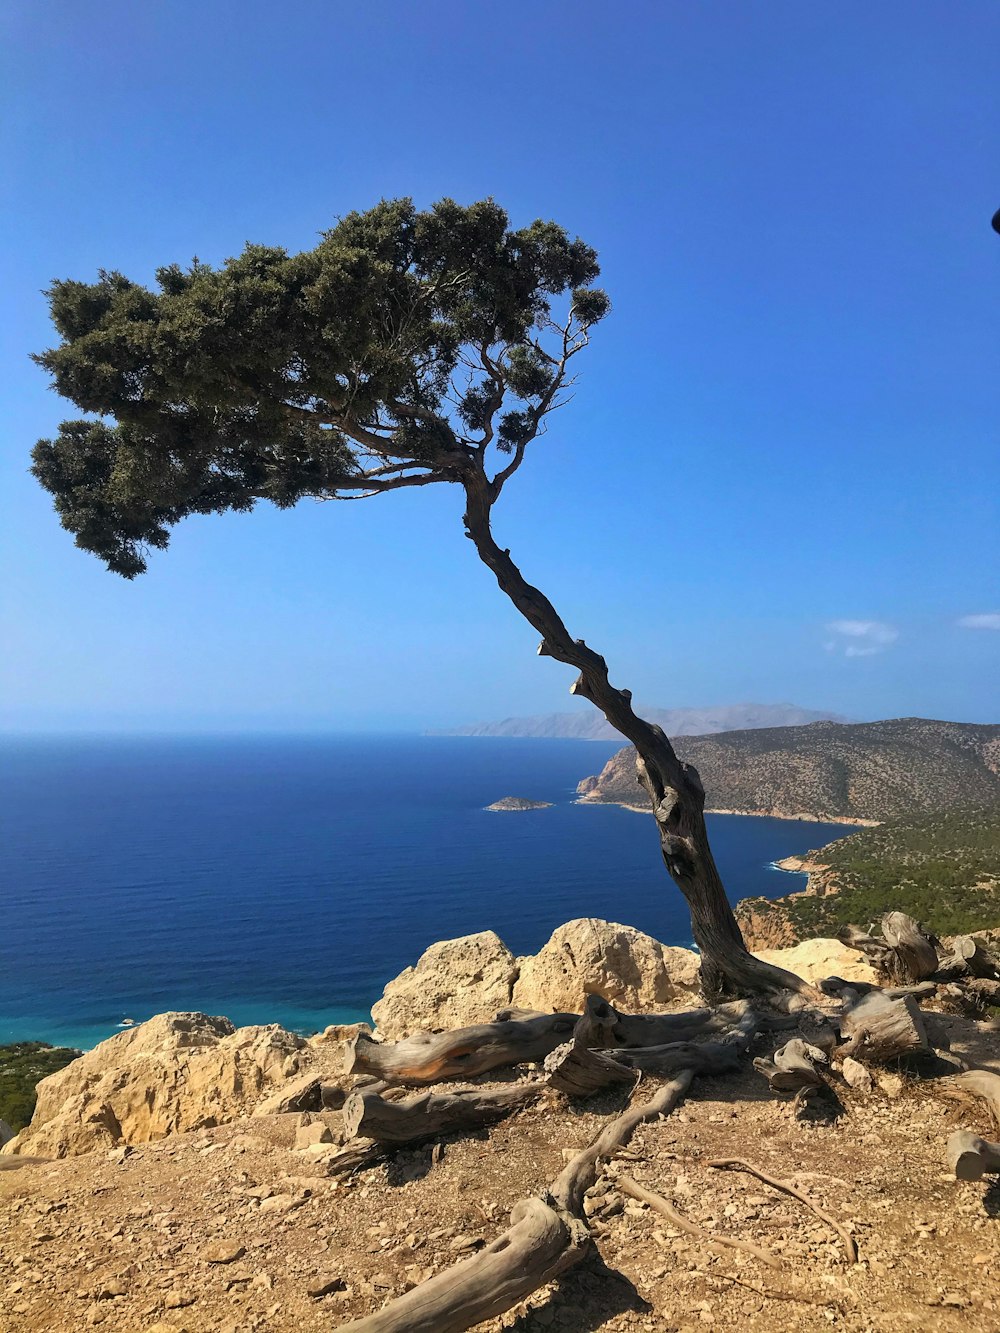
[32,198,609,576]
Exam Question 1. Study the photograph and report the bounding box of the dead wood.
[707,1158,858,1265]
[605,1039,743,1078]
[839,914,940,985]
[753,1039,828,1096]
[543,1041,639,1096]
[946,1129,1000,1180]
[571,992,760,1052]
[336,1070,697,1331]
[838,990,929,1063]
[342,1083,541,1146]
[324,1138,386,1178]
[617,1173,781,1270]
[934,936,1000,982]
[820,976,938,1002]
[343,1012,578,1085]
[937,1069,1000,1131]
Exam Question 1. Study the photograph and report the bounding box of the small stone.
[841,1057,873,1093]
[307,1277,347,1298]
[164,1289,196,1309]
[296,1122,334,1150]
[204,1241,246,1265]
[449,1234,484,1252]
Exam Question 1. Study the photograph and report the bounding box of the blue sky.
[2,1,997,732]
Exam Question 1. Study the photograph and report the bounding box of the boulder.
[0,1118,14,1148]
[753,938,879,986]
[4,1012,312,1159]
[512,918,701,1013]
[371,931,519,1039]
[372,919,702,1040]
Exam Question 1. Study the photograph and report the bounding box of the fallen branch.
[617,1173,781,1270]
[707,1158,858,1265]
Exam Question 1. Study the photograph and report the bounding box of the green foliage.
[786,805,1000,938]
[31,198,608,576]
[0,1043,81,1134]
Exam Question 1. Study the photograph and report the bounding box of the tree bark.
[460,471,810,1000]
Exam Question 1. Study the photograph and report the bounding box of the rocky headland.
[577,717,1000,824]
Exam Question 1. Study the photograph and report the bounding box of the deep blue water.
[0,735,856,1049]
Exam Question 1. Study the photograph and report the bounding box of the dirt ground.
[1,1012,999,1333]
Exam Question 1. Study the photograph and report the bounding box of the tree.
[31,197,805,998]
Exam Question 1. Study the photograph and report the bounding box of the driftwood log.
[946,1129,1000,1180]
[344,1012,578,1084]
[335,1070,697,1332]
[837,990,929,1063]
[342,1084,541,1146]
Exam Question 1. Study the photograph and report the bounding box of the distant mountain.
[577,717,1000,823]
[434,703,847,740]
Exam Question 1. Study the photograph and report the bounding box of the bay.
[0,735,855,1049]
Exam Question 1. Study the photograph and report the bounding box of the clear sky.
[2,1,997,732]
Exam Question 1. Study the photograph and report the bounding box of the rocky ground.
[2,923,999,1333]
[2,1008,1000,1333]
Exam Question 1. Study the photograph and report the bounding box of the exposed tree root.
[706,1271,845,1310]
[617,1173,781,1270]
[334,1071,697,1331]
[707,1158,858,1265]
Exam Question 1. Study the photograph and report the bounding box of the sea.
[0,735,857,1051]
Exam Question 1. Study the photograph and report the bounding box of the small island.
[485,796,553,812]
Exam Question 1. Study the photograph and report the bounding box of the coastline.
[576,796,879,828]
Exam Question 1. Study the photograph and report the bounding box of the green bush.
[0,1043,82,1134]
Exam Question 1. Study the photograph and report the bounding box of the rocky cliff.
[577,717,1000,823]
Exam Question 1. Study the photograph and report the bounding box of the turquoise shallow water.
[0,734,854,1050]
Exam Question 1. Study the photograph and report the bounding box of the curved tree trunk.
[461,472,809,998]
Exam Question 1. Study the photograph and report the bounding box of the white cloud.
[824,619,899,658]
[957,612,1000,631]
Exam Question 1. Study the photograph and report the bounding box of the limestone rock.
[512,918,701,1013]
[754,938,879,986]
[5,1012,310,1159]
[295,1121,334,1149]
[371,931,518,1039]
[253,1071,323,1117]
[308,1021,373,1047]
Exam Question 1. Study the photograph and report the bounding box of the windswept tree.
[32,197,805,998]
